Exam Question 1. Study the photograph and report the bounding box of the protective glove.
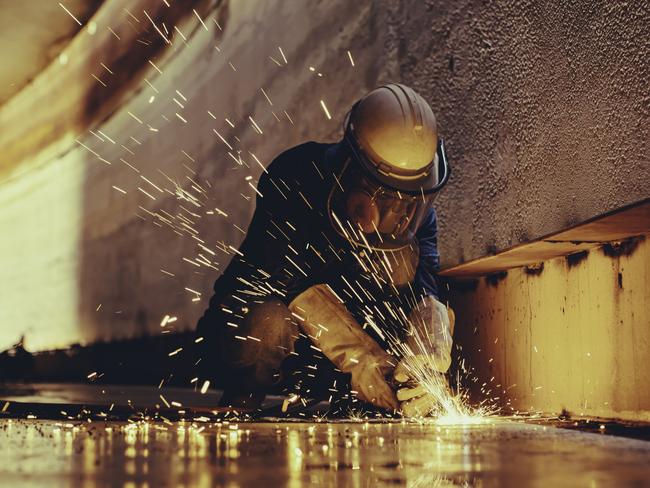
[395,371,450,417]
[289,284,398,410]
[393,296,455,417]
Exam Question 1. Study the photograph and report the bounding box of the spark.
[148,60,163,74]
[248,116,263,134]
[249,182,262,197]
[347,50,355,66]
[91,74,107,87]
[260,88,273,106]
[123,8,140,23]
[112,185,127,194]
[181,150,195,162]
[100,63,114,75]
[120,158,139,172]
[200,381,210,394]
[89,130,104,142]
[160,315,177,327]
[286,255,308,277]
[193,9,208,31]
[278,46,288,64]
[144,78,159,93]
[127,111,143,124]
[58,3,82,25]
[120,144,135,156]
[320,100,332,120]
[298,191,313,209]
[249,152,267,173]
[75,139,111,164]
[138,187,156,200]
[174,25,187,42]
[97,130,115,144]
[388,324,495,422]
[107,26,121,40]
[143,10,170,44]
[213,129,233,150]
[159,394,170,408]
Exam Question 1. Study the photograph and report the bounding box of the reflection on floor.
[2,418,650,487]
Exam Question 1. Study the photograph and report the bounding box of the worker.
[196,83,454,416]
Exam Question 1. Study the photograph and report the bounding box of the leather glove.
[289,284,398,410]
[393,296,455,417]
[395,372,450,417]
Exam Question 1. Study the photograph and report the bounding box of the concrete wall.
[450,236,650,422]
[0,0,390,350]
[389,0,649,265]
[0,0,648,359]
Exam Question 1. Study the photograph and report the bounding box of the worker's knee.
[214,299,299,388]
[242,300,299,355]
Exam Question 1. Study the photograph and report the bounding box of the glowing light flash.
[58,3,82,25]
[320,100,332,120]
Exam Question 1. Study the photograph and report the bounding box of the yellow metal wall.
[451,237,650,422]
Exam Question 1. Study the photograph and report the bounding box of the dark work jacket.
[197,141,441,345]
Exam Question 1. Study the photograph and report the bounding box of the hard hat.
[328,83,450,250]
[345,83,448,194]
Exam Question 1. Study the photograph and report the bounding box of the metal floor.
[2,418,650,487]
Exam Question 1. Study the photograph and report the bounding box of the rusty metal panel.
[450,236,650,422]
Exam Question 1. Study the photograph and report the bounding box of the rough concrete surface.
[388,0,649,265]
[440,198,650,276]
[0,0,648,354]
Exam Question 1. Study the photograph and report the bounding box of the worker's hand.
[350,357,398,411]
[393,353,449,383]
[288,284,399,411]
[393,352,452,418]
[403,297,455,374]
[393,360,449,417]
[397,384,444,417]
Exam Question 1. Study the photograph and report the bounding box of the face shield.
[328,140,450,250]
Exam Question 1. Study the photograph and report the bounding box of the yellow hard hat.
[344,83,448,194]
[328,84,450,250]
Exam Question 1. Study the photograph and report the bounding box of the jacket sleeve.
[411,208,440,301]
[195,158,311,369]
[210,170,300,306]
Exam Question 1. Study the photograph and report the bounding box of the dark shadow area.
[0,332,197,387]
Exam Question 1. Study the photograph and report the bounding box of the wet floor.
[2,418,650,487]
